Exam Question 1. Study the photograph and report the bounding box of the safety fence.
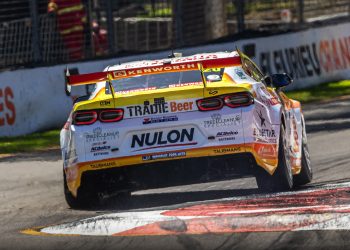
[0,0,349,69]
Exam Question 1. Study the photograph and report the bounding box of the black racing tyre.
[255,125,293,192]
[294,124,313,186]
[63,170,100,209]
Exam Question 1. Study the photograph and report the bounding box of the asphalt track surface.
[1,98,350,250]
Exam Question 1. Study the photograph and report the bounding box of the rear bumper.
[75,152,258,197]
[65,141,281,197]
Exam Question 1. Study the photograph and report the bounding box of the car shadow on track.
[86,183,320,212]
[90,187,260,212]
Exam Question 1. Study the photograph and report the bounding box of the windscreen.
[112,70,203,93]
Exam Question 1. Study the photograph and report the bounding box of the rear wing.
[66,55,242,86]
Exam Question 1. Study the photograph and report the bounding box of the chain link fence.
[0,0,349,70]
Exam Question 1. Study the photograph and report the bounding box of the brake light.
[73,109,124,125]
[99,109,124,122]
[224,93,254,108]
[73,111,98,125]
[197,92,254,111]
[197,98,223,111]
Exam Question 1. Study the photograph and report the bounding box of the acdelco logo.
[131,128,195,149]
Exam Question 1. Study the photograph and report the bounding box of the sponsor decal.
[93,152,109,156]
[257,87,280,106]
[91,146,110,156]
[91,145,111,152]
[216,131,238,137]
[92,141,108,146]
[131,128,196,151]
[209,90,218,95]
[126,98,194,118]
[142,151,186,161]
[0,86,16,127]
[216,131,238,142]
[143,115,178,125]
[256,143,277,158]
[116,87,157,94]
[90,161,117,169]
[112,63,197,78]
[203,114,241,128]
[84,127,119,143]
[100,100,111,106]
[234,68,247,79]
[213,147,241,154]
[259,36,350,79]
[256,110,266,127]
[127,100,168,117]
[172,53,218,63]
[169,82,202,88]
[260,96,279,106]
[253,128,276,137]
[292,115,300,152]
[254,109,277,143]
[253,128,277,143]
[169,101,194,112]
[218,137,236,142]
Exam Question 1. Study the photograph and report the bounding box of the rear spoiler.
[66,56,242,87]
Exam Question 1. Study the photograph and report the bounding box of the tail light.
[224,93,254,108]
[73,109,124,125]
[99,109,124,122]
[73,111,97,125]
[197,92,254,111]
[197,98,223,111]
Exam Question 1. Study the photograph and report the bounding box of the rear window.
[112,70,203,93]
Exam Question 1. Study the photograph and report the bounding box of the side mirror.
[268,73,293,89]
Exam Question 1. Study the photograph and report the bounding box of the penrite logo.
[143,115,178,125]
[131,128,196,150]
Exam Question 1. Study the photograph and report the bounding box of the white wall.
[1,22,350,136]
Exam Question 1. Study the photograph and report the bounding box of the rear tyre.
[294,124,313,185]
[255,125,293,192]
[63,171,100,209]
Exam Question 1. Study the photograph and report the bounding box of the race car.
[61,50,312,208]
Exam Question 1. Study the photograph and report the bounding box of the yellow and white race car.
[61,50,312,208]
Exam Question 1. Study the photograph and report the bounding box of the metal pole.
[174,0,183,48]
[298,0,304,25]
[29,0,42,63]
[235,0,245,33]
[105,0,116,54]
[86,0,93,58]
